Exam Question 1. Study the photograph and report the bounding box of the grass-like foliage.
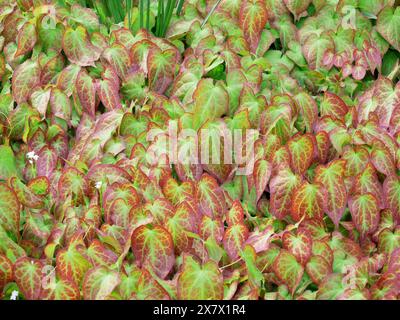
[58,0,185,37]
[0,0,400,301]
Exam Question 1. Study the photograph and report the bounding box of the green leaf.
[192,79,229,130]
[0,183,20,238]
[83,267,121,300]
[177,255,223,300]
[378,228,400,254]
[0,145,18,180]
[273,250,304,295]
[70,4,100,33]
[241,245,264,287]
[42,277,81,300]
[103,43,131,79]
[284,0,311,19]
[223,223,249,260]
[383,175,400,219]
[377,6,400,52]
[317,273,345,300]
[302,32,335,70]
[293,92,318,133]
[196,174,226,219]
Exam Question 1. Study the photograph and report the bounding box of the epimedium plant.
[0,0,399,300]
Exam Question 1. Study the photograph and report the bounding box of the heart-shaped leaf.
[15,22,37,58]
[223,223,249,260]
[270,168,302,219]
[273,250,304,295]
[131,224,174,279]
[62,26,100,66]
[377,6,400,51]
[41,277,81,300]
[282,230,312,265]
[291,181,326,222]
[83,267,121,300]
[349,193,380,237]
[14,257,43,300]
[0,183,20,238]
[315,160,347,226]
[0,254,13,293]
[196,174,226,218]
[239,0,269,53]
[287,134,315,175]
[177,255,223,300]
[12,60,41,104]
[148,48,177,94]
[383,175,400,220]
[192,79,229,129]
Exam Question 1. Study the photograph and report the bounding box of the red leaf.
[270,168,302,219]
[291,181,326,222]
[15,22,37,58]
[14,257,43,300]
[76,69,96,117]
[272,250,304,295]
[320,92,349,121]
[282,230,312,265]
[315,160,347,226]
[226,200,245,226]
[131,224,175,279]
[287,134,315,175]
[349,193,380,237]
[239,0,269,53]
[253,159,272,201]
[196,174,226,218]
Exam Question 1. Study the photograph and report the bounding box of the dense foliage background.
[0,0,399,300]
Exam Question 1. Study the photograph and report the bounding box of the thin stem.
[220,258,243,270]
[201,0,222,28]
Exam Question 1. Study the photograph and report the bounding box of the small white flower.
[10,290,19,300]
[95,181,102,189]
[26,151,35,159]
[26,151,39,163]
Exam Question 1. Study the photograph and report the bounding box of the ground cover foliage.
[0,0,399,300]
